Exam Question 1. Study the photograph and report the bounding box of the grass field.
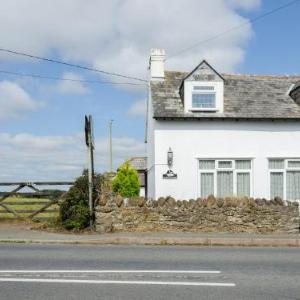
[0,197,59,220]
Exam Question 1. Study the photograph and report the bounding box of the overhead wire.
[0,48,147,82]
[166,0,300,61]
[0,69,146,86]
[0,0,298,81]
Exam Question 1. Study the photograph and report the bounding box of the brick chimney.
[149,48,165,80]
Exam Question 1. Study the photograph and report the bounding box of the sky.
[0,0,299,182]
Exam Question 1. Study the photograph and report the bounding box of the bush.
[112,161,140,197]
[59,170,103,230]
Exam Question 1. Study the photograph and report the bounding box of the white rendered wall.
[146,85,156,198]
[151,120,300,200]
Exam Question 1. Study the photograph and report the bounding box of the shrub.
[112,161,140,197]
[59,170,103,230]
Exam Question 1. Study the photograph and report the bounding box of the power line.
[0,69,146,86]
[167,0,300,61]
[0,48,147,82]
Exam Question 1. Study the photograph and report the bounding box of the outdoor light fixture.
[163,147,177,179]
[167,147,173,167]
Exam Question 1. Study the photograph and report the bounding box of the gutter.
[153,117,300,122]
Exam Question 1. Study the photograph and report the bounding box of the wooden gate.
[0,181,74,221]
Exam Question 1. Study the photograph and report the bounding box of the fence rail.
[0,181,74,221]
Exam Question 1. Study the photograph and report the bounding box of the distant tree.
[112,161,140,197]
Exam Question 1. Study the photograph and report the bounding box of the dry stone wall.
[95,195,299,234]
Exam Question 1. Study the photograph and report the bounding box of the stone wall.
[95,195,299,234]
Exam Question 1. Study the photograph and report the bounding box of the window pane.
[269,159,284,169]
[270,172,284,199]
[199,160,215,169]
[218,161,232,169]
[288,161,300,168]
[236,160,251,169]
[237,173,250,196]
[217,171,233,197]
[286,171,300,200]
[201,173,214,198]
[192,93,216,108]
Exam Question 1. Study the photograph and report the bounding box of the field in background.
[0,197,59,221]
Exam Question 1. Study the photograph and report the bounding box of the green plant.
[112,161,140,197]
[59,170,103,230]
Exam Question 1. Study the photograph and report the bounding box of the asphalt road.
[0,244,299,300]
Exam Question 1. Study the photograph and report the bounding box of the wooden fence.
[0,181,74,221]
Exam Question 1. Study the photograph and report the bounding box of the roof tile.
[151,71,300,119]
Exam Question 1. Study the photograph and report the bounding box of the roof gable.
[179,60,224,97]
[183,60,225,82]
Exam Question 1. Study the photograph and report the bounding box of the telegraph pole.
[85,115,95,227]
[109,120,113,172]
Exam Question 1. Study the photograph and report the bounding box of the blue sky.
[0,0,299,181]
[239,0,300,74]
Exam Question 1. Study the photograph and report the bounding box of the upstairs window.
[192,86,216,109]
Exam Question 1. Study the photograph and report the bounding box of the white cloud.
[226,0,260,11]
[0,133,145,181]
[57,72,89,95]
[128,99,146,117]
[0,81,43,121]
[0,0,261,80]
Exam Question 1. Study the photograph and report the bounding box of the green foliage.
[59,170,103,230]
[112,161,140,197]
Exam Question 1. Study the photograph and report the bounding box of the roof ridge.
[164,70,300,79]
[222,73,300,79]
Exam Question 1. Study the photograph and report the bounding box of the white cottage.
[146,48,300,201]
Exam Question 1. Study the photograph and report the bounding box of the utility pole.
[109,119,113,172]
[85,115,95,227]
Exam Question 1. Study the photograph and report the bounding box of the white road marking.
[0,277,235,287]
[0,270,221,274]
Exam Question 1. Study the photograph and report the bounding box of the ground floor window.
[199,159,251,198]
[269,159,300,200]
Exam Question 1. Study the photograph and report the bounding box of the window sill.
[189,108,218,112]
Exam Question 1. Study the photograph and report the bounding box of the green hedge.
[59,171,103,230]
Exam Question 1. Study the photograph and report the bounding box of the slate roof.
[129,157,147,171]
[151,71,300,120]
[129,157,147,187]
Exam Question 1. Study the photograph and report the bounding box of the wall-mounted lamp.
[167,147,173,168]
[163,147,177,179]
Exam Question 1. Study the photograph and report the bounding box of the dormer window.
[192,86,216,110]
[180,60,225,114]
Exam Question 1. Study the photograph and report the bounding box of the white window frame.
[268,158,300,200]
[184,81,224,113]
[198,159,252,198]
[192,87,216,110]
